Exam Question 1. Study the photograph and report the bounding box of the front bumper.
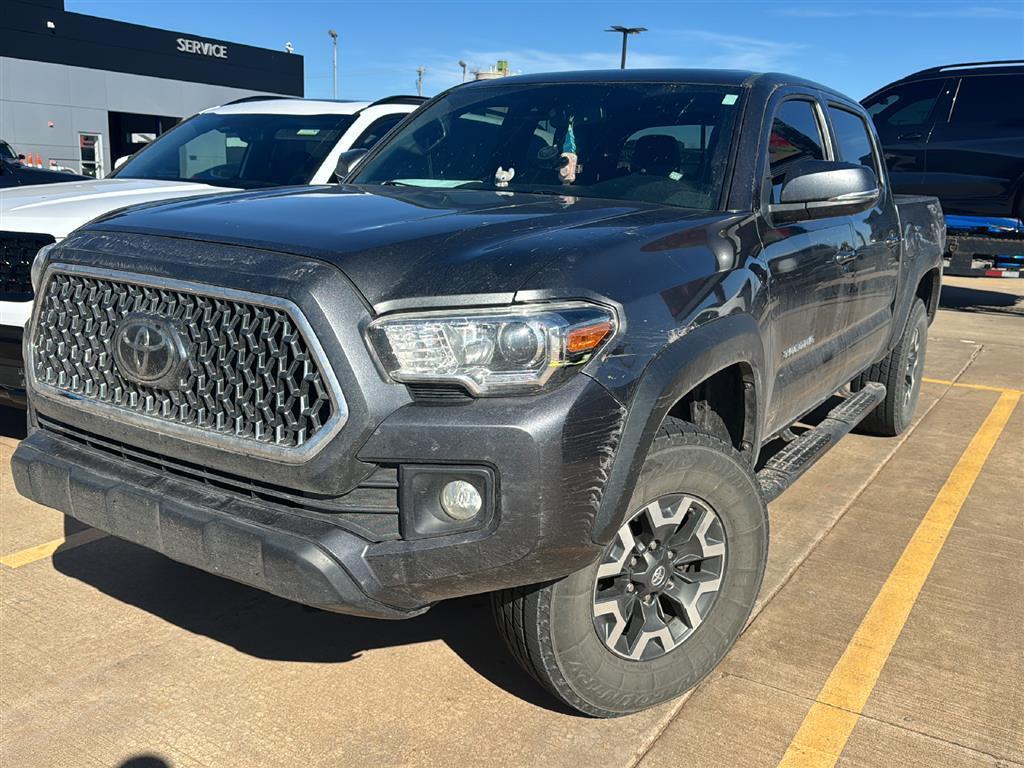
[13,374,625,617]
[0,323,26,407]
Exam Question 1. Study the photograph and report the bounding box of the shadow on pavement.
[118,756,172,768]
[940,284,1022,314]
[0,404,28,440]
[52,528,573,715]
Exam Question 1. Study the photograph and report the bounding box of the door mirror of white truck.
[770,161,879,223]
[114,155,131,170]
[334,149,369,181]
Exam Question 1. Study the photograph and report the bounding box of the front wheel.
[492,419,768,717]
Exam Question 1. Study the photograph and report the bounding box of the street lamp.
[605,25,647,69]
[328,29,338,98]
[459,60,468,83]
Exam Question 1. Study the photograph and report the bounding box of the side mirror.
[334,148,368,181]
[769,161,879,223]
[17,153,26,161]
[114,155,131,170]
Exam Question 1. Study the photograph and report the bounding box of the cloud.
[776,5,1022,19]
[412,29,805,93]
[416,48,685,93]
[665,30,806,70]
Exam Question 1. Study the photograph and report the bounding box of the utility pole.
[605,26,647,69]
[458,60,467,83]
[328,29,338,98]
[416,66,425,97]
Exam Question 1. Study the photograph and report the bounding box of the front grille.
[31,268,342,458]
[38,416,401,541]
[1,232,55,301]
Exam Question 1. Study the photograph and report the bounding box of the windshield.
[114,112,357,189]
[351,82,744,210]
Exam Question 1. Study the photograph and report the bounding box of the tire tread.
[853,298,927,436]
[491,417,765,717]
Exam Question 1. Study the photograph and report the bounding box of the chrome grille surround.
[28,264,347,463]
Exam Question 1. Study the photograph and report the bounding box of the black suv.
[862,60,1024,220]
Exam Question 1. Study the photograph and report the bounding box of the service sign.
[176,38,228,59]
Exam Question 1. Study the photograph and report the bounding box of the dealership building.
[1,0,304,177]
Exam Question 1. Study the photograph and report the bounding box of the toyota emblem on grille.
[113,313,188,389]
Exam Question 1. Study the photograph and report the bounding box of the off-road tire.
[491,418,769,717]
[853,298,928,437]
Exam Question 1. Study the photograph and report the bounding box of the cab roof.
[203,99,374,116]
[459,68,849,98]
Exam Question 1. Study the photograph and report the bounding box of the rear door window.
[828,107,880,177]
[949,74,1024,129]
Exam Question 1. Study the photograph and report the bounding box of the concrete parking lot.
[1,276,1021,768]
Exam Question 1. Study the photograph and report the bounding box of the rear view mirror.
[770,161,879,223]
[334,148,368,181]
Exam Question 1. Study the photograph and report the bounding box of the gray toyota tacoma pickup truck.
[13,69,944,717]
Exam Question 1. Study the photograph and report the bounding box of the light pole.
[328,29,338,98]
[458,60,467,83]
[416,66,425,97]
[605,25,647,69]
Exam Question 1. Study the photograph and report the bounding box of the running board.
[757,382,886,502]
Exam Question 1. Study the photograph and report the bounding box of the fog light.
[440,480,483,520]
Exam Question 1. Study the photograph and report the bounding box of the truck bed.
[894,194,946,265]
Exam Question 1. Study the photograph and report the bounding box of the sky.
[68,0,1024,101]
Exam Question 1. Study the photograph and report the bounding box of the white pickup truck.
[0,95,422,405]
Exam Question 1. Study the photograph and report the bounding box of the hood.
[6,164,88,184]
[82,184,727,309]
[0,177,231,239]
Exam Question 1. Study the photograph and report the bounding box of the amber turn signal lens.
[566,321,613,354]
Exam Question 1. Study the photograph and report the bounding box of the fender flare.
[592,313,766,544]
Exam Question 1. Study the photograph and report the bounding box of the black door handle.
[884,232,901,249]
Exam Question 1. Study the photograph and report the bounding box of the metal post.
[328,29,338,98]
[416,66,425,97]
[606,26,647,69]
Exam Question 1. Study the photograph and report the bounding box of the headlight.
[30,242,57,293]
[366,302,617,395]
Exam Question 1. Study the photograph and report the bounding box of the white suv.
[0,96,422,406]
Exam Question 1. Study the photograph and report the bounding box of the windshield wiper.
[505,187,575,197]
[379,180,419,187]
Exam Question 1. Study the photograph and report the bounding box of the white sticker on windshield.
[297,129,321,136]
[722,94,738,106]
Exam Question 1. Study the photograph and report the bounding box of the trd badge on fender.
[112,313,188,389]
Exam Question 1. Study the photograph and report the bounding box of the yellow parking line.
[0,528,108,569]
[923,377,1023,396]
[777,389,1020,768]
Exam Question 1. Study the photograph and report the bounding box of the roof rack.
[904,60,1024,79]
[366,95,428,108]
[223,95,291,106]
